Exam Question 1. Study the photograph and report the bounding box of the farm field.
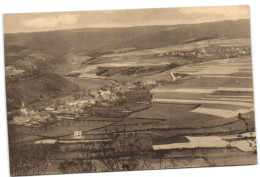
[64,38,251,82]
[5,20,256,174]
[8,38,255,147]
[4,6,259,176]
[11,49,255,147]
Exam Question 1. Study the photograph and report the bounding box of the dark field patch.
[153,92,207,100]
[9,119,113,140]
[180,77,252,88]
[231,72,252,77]
[129,103,197,119]
[199,103,249,111]
[212,90,253,96]
[114,118,161,126]
[129,103,237,129]
[152,136,189,145]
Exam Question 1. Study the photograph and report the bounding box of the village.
[8,79,158,127]
[154,45,251,60]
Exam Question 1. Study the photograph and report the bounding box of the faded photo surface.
[3,5,257,176]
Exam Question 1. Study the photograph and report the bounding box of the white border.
[0,0,259,177]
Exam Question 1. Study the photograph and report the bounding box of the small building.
[74,131,82,138]
[170,72,177,81]
[20,102,28,116]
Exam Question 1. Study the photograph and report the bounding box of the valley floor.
[7,39,257,175]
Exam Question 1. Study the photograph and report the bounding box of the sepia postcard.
[3,5,257,176]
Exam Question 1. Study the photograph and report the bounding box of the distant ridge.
[4,19,250,60]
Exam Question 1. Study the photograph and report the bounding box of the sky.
[3,5,250,33]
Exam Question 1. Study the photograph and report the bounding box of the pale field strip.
[152,135,256,152]
[217,87,253,92]
[35,139,57,144]
[196,67,239,75]
[173,58,251,76]
[201,75,252,79]
[191,107,254,118]
[151,87,253,93]
[151,88,216,93]
[201,97,253,102]
[152,99,254,107]
[78,73,106,79]
[58,139,111,143]
[206,95,252,98]
[35,139,111,144]
[191,108,234,117]
[69,66,97,73]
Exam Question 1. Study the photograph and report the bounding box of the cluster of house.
[154,47,209,58]
[5,66,25,78]
[154,45,250,60]
[10,102,52,127]
[44,82,134,117]
[9,81,146,124]
[222,46,250,58]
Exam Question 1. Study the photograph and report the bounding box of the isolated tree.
[9,143,56,176]
[58,143,96,173]
[98,128,153,171]
[59,158,96,174]
[237,113,257,154]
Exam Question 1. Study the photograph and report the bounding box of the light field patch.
[206,95,252,98]
[151,88,216,93]
[217,87,253,92]
[201,97,253,102]
[202,75,252,79]
[152,98,254,107]
[153,135,256,152]
[191,107,254,118]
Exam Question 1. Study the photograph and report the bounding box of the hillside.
[6,72,79,111]
[111,20,250,50]
[5,45,80,112]
[4,19,251,111]
[4,19,250,61]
